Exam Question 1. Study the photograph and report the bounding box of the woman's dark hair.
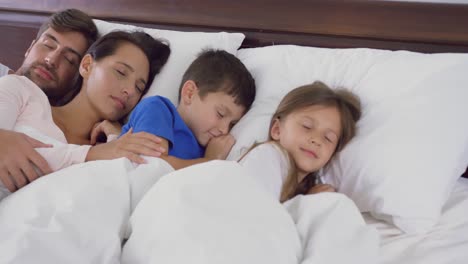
[86,31,171,94]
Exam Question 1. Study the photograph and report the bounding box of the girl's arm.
[239,143,289,200]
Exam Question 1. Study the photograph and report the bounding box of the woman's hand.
[90,120,122,145]
[204,134,236,160]
[86,128,166,164]
[307,183,336,195]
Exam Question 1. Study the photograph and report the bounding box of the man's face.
[17,27,88,103]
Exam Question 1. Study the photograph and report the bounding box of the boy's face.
[181,87,246,146]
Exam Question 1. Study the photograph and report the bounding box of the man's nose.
[45,50,60,68]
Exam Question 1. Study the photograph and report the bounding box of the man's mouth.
[34,66,54,81]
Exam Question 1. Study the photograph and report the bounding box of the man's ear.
[270,118,281,140]
[24,40,36,58]
[179,80,198,105]
[79,54,93,78]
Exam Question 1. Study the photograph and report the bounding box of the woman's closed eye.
[115,69,127,77]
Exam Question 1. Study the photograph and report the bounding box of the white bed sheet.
[364,177,468,264]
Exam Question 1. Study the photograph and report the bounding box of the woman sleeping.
[0,31,170,199]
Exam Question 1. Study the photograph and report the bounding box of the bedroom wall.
[1,0,468,66]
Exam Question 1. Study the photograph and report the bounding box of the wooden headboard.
[0,0,467,177]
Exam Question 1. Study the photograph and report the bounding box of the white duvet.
[0,158,378,264]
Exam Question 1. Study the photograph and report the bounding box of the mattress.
[364,177,468,264]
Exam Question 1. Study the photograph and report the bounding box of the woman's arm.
[0,76,52,191]
[86,129,165,164]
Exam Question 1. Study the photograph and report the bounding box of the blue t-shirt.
[120,96,205,159]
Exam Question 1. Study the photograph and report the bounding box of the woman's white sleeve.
[239,143,289,200]
[35,144,91,172]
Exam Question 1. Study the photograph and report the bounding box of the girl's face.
[270,105,342,182]
[81,41,149,121]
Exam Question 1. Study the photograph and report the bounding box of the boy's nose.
[218,120,230,135]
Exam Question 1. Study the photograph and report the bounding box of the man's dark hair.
[37,9,98,48]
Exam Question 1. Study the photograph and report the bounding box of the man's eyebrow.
[43,33,83,59]
[117,62,147,85]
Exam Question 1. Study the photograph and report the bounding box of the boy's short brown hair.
[178,49,256,110]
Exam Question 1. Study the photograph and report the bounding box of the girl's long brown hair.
[241,81,361,202]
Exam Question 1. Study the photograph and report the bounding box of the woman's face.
[82,41,149,121]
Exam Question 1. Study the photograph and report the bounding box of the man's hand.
[86,128,166,164]
[0,130,52,192]
[90,120,122,145]
[307,183,336,195]
[204,134,236,160]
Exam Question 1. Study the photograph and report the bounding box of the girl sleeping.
[239,81,361,202]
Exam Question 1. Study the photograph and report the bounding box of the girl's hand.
[307,183,336,195]
[86,128,166,164]
[90,120,122,145]
[204,134,235,160]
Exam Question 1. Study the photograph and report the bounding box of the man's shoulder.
[0,63,11,77]
[0,74,40,92]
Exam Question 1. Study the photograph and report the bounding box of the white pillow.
[94,19,245,105]
[229,45,468,234]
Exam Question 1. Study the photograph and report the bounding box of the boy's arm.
[161,134,235,170]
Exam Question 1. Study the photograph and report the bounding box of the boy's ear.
[180,80,198,105]
[24,40,36,58]
[270,118,281,140]
[79,54,94,78]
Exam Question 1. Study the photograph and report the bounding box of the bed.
[0,1,467,263]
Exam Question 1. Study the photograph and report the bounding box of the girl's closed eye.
[217,110,225,119]
[325,132,338,143]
